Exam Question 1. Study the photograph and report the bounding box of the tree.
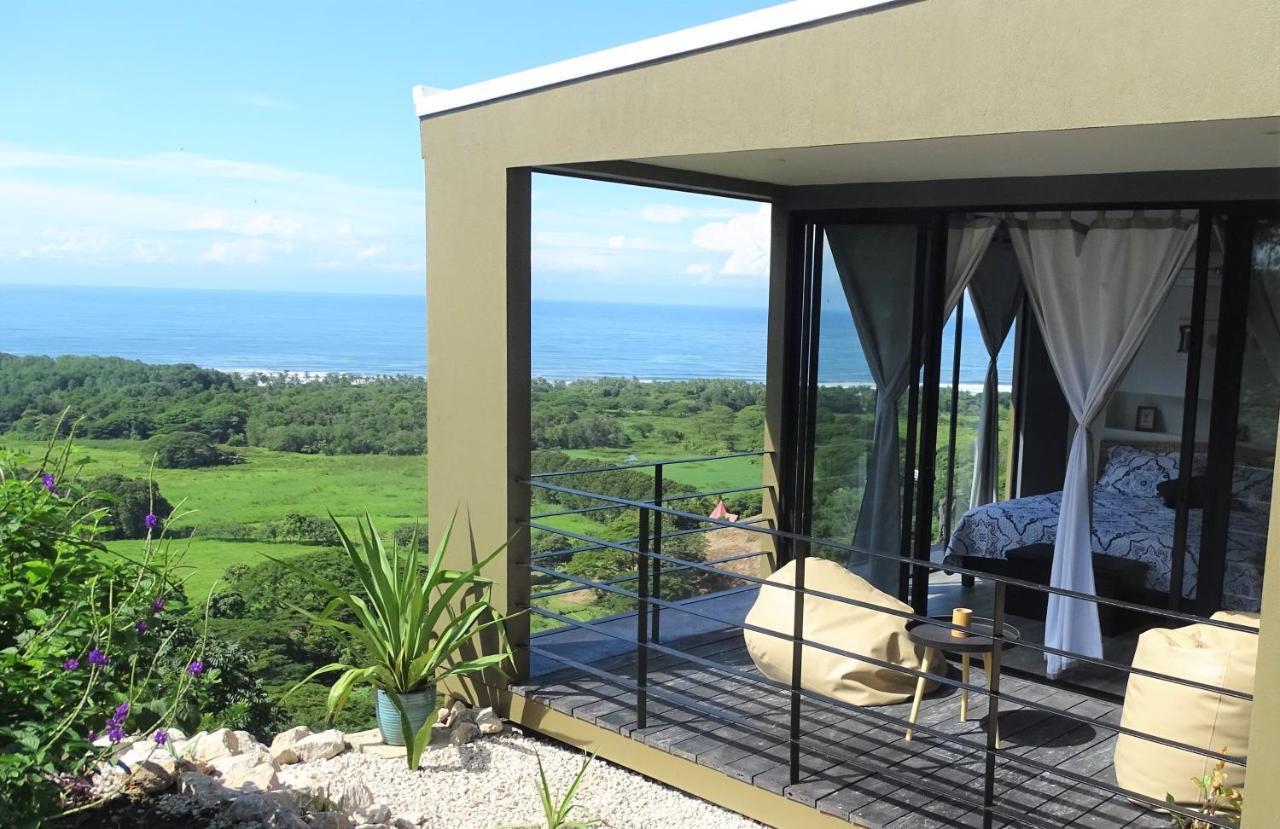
[83,474,173,539]
[148,430,239,468]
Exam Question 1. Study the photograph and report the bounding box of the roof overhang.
[414,0,897,118]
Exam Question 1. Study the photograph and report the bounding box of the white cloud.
[0,144,424,285]
[691,204,771,277]
[641,203,743,224]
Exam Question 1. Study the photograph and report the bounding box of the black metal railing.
[523,452,1255,829]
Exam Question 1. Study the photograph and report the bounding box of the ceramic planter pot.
[376,687,436,746]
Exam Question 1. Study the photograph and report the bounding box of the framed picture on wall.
[1135,406,1159,433]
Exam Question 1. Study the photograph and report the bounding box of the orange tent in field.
[708,499,739,523]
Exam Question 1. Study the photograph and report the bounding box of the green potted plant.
[279,510,513,768]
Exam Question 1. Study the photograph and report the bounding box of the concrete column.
[424,153,531,684]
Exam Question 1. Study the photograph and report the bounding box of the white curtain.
[1010,212,1198,676]
[827,219,996,592]
[967,243,1023,508]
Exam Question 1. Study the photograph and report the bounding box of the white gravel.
[278,730,762,829]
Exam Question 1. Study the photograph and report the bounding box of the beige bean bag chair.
[1114,611,1258,805]
[744,558,941,706]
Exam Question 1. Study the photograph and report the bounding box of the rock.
[177,770,231,806]
[229,729,261,754]
[309,814,354,829]
[353,825,391,829]
[435,706,452,727]
[331,779,375,810]
[294,729,346,763]
[271,725,312,764]
[344,728,383,753]
[126,759,175,794]
[223,760,280,792]
[352,804,392,824]
[187,728,237,763]
[227,792,277,820]
[211,744,279,775]
[447,700,473,725]
[448,721,480,746]
[474,707,503,735]
[390,818,417,829]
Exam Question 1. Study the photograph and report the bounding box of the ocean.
[1,284,1012,384]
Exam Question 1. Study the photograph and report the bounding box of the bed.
[943,445,1269,612]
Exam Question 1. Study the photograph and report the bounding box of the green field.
[2,436,429,598]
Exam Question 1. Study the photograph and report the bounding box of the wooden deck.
[517,622,1168,829]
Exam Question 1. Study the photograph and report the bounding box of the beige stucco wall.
[421,0,1279,818]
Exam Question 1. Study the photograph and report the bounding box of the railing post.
[636,506,650,731]
[789,549,806,785]
[982,579,1006,829]
[651,463,663,643]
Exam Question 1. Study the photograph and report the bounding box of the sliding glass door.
[782,216,943,608]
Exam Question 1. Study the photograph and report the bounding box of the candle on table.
[951,607,972,638]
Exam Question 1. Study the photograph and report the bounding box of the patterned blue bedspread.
[943,489,1265,611]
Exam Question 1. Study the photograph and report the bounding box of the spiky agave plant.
[277,509,514,769]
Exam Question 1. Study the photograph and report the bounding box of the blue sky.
[0,1,775,304]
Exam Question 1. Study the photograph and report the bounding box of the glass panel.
[809,224,919,596]
[1225,218,1280,612]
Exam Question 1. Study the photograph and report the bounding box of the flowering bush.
[0,434,215,826]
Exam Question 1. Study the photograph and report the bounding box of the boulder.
[294,729,346,763]
[449,722,480,746]
[270,725,312,764]
[225,792,295,823]
[223,761,280,793]
[309,814,355,829]
[446,700,473,725]
[211,745,279,776]
[186,728,238,763]
[126,759,175,794]
[474,707,503,736]
[178,771,231,806]
[352,804,392,825]
[332,779,375,810]
[228,729,261,754]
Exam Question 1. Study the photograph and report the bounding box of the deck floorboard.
[518,627,1171,828]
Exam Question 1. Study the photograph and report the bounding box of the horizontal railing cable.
[529,450,764,479]
[530,517,770,562]
[528,519,1253,704]
[531,550,768,600]
[531,484,767,520]
[527,478,1260,636]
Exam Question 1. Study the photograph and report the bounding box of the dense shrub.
[265,513,340,546]
[0,444,216,825]
[393,522,427,552]
[81,474,173,539]
[148,431,239,469]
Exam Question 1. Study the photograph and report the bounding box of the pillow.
[1232,465,1274,512]
[1155,476,1206,509]
[1096,445,1179,498]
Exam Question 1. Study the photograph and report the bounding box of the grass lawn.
[3,436,428,596]
[561,449,763,494]
[107,538,321,601]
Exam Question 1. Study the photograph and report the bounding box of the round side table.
[904,617,1020,747]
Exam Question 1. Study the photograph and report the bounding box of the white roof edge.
[414,0,895,118]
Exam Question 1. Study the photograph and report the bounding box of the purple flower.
[134,620,148,634]
[106,724,127,744]
[86,731,97,743]
[87,649,108,666]
[152,730,169,746]
[110,702,129,724]
[151,597,166,613]
[40,473,56,493]
[63,658,79,671]
[186,660,204,676]
[144,513,158,529]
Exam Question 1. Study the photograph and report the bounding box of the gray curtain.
[1249,230,1280,380]
[827,225,918,592]
[827,219,996,592]
[967,243,1023,508]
